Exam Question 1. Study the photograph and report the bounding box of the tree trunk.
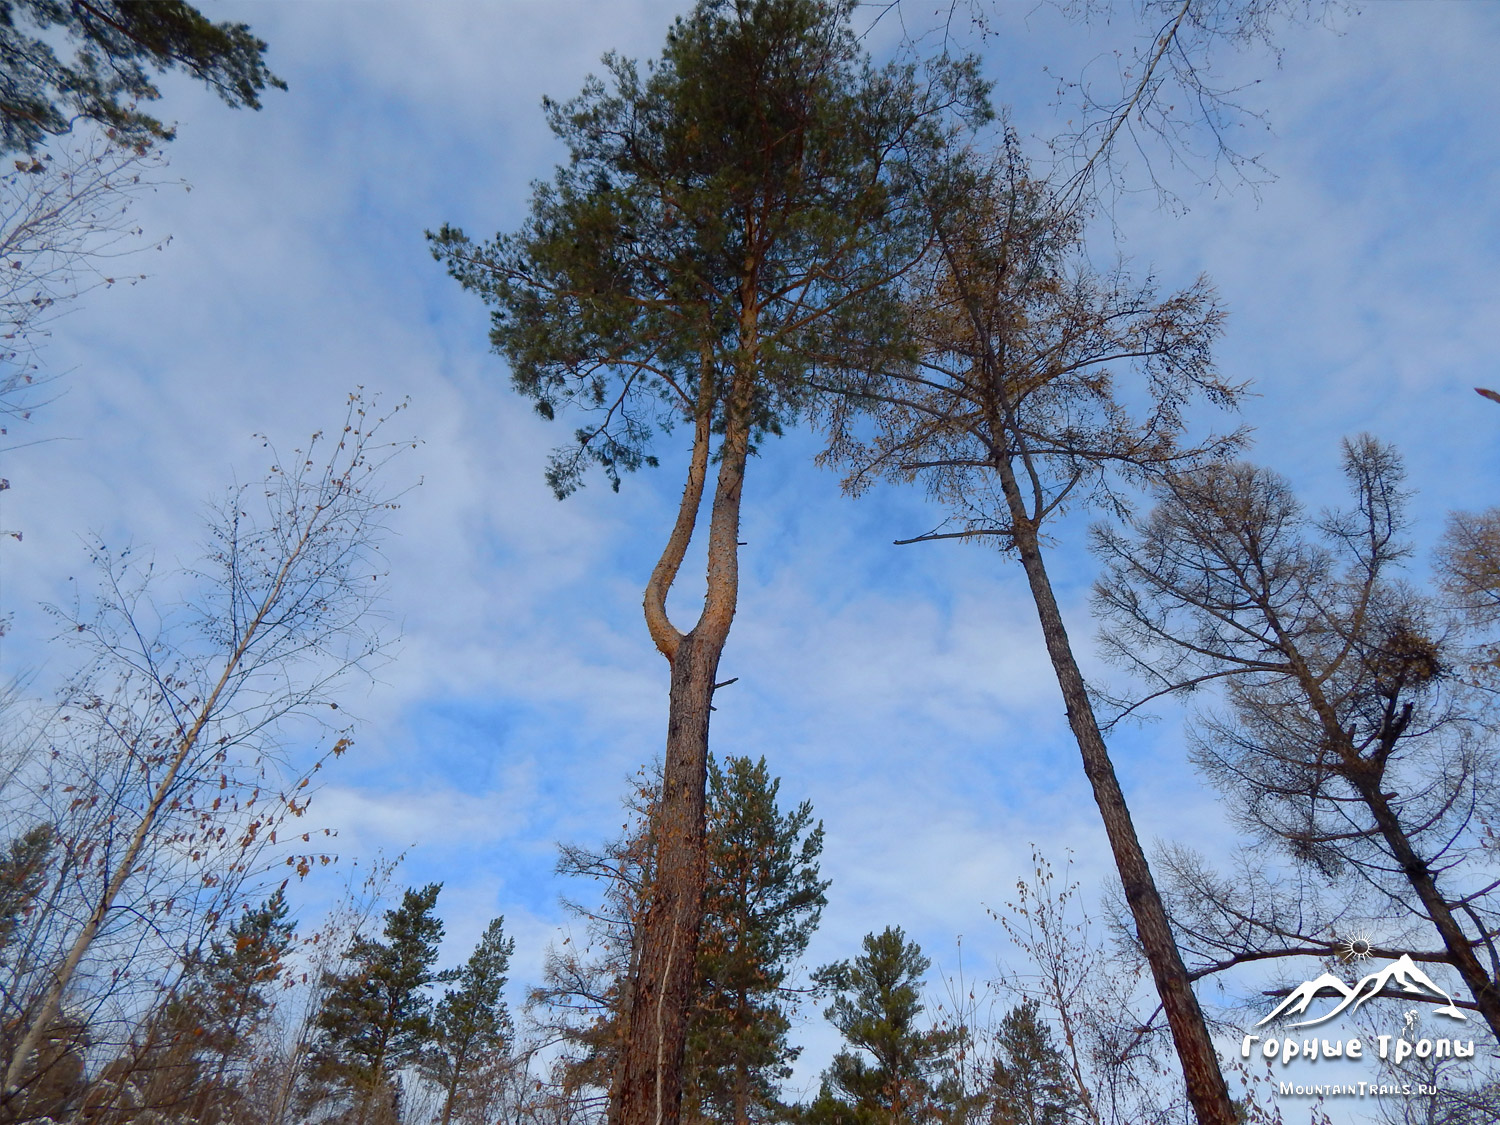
[1278,648,1500,1044]
[1354,777,1500,1038]
[993,455,1237,1125]
[617,375,751,1125]
[441,1058,462,1125]
[732,1015,749,1125]
[438,1068,456,1122]
[1281,642,1500,1037]
[614,631,720,1125]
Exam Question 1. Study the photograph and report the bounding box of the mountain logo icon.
[1256,954,1468,1029]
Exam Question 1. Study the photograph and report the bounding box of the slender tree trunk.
[197,984,255,1123]
[354,1040,389,1125]
[354,1069,371,1125]
[992,454,1237,1125]
[441,1050,464,1125]
[1280,641,1500,1037]
[441,1044,471,1125]
[1354,778,1500,1037]
[732,1011,749,1125]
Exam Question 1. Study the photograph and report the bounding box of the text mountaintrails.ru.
[1276,1082,1445,1098]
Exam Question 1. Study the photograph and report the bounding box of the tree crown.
[429,0,989,497]
[0,0,285,154]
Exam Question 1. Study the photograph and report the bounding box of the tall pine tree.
[420,915,515,1125]
[805,927,958,1125]
[305,883,445,1125]
[430,6,985,1119]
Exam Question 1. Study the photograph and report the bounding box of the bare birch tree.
[0,135,172,429]
[0,393,411,1114]
[992,850,1190,1125]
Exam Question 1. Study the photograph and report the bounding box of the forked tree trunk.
[993,454,1238,1125]
[616,363,752,1125]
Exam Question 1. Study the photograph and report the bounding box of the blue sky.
[2,1,1498,1118]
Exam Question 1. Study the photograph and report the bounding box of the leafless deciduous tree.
[0,133,172,430]
[1373,1039,1500,1125]
[818,140,1245,1125]
[875,0,1345,209]
[0,393,413,1115]
[989,850,1185,1125]
[984,850,1313,1125]
[258,853,406,1125]
[528,769,655,1121]
[1093,438,1500,1039]
[1043,0,1345,208]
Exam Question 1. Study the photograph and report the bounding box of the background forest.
[1,2,1498,1124]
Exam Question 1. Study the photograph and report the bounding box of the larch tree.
[891,0,1349,214]
[1043,0,1346,209]
[1436,504,1500,685]
[428,4,986,1123]
[1092,438,1500,1038]
[817,142,1243,1124]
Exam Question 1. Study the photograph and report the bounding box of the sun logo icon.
[1337,932,1376,963]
